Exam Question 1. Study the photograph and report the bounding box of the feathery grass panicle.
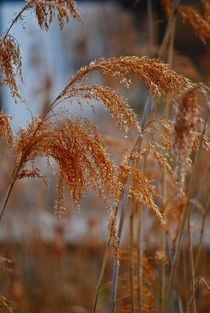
[0,36,22,98]
[173,87,200,194]
[179,4,210,43]
[27,0,83,30]
[16,117,120,209]
[142,142,174,179]
[0,112,14,148]
[108,209,120,262]
[54,173,66,217]
[0,0,82,98]
[64,85,141,133]
[17,166,49,185]
[129,168,167,231]
[0,295,13,313]
[66,56,192,99]
[144,119,174,149]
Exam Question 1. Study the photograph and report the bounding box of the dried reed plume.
[173,87,199,194]
[64,85,141,132]
[0,295,13,313]
[0,36,22,98]
[129,167,167,230]
[15,117,120,211]
[0,112,14,148]
[27,0,83,30]
[108,209,120,261]
[66,56,192,99]
[179,2,210,43]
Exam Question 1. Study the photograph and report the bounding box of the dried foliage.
[0,36,22,98]
[179,2,210,43]
[15,117,120,209]
[173,87,200,193]
[1,3,210,312]
[0,112,14,148]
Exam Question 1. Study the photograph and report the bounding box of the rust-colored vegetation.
[0,1,210,313]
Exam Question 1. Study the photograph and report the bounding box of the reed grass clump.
[0,1,210,313]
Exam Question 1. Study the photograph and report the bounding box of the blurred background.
[0,1,209,312]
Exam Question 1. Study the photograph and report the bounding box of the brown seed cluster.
[0,0,82,98]
[67,56,191,99]
[27,0,83,30]
[16,117,120,210]
[129,167,167,231]
[0,36,22,98]
[174,88,200,193]
[64,85,141,132]
[0,112,14,148]
[179,3,210,43]
[108,209,120,261]
[0,295,13,313]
